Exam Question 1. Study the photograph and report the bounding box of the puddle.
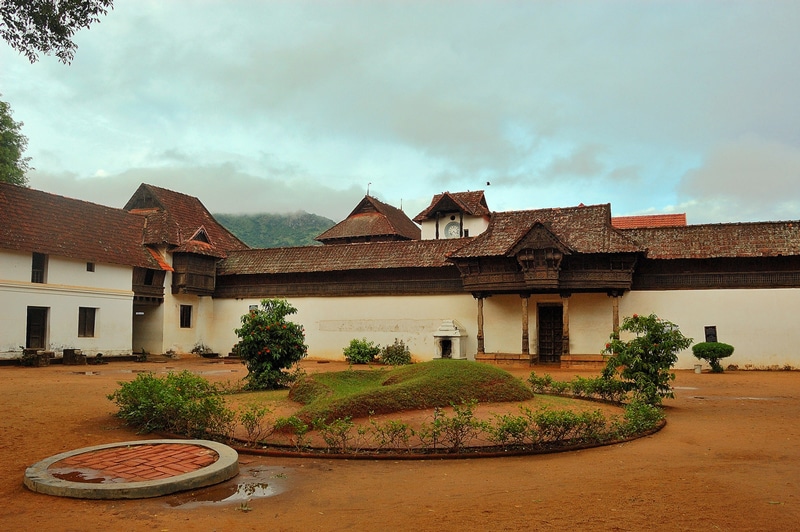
[691,396,775,401]
[49,468,114,483]
[164,466,289,508]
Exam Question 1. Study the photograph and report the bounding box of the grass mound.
[289,359,533,423]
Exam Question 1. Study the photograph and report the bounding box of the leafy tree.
[0,96,30,185]
[233,298,308,390]
[602,313,693,405]
[1,0,113,64]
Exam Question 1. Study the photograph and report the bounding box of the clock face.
[445,221,460,238]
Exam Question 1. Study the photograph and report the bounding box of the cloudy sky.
[2,1,799,223]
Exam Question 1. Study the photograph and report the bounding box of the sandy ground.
[1,357,798,531]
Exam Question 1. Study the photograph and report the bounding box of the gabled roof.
[124,184,248,258]
[449,203,643,259]
[612,213,687,229]
[622,222,800,259]
[413,190,490,222]
[316,195,420,243]
[218,239,466,275]
[0,182,162,269]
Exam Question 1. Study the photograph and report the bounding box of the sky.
[1,1,799,224]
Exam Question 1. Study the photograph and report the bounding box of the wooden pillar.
[476,295,485,355]
[561,293,571,356]
[611,293,620,337]
[521,294,530,357]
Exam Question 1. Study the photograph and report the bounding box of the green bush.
[379,338,412,366]
[692,342,735,373]
[343,337,380,364]
[602,313,693,405]
[233,298,308,390]
[107,371,233,437]
[612,400,665,437]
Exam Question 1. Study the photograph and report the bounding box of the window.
[31,253,47,283]
[180,305,193,328]
[78,307,96,337]
[143,269,155,285]
[86,262,95,272]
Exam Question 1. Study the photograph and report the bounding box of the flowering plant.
[602,313,692,405]
[234,299,307,390]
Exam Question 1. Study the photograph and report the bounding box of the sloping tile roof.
[612,213,687,229]
[0,182,161,269]
[124,184,248,257]
[316,195,421,243]
[218,239,466,275]
[413,190,490,222]
[622,222,800,259]
[449,203,643,258]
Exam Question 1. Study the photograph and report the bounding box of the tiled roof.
[449,203,643,258]
[0,182,162,269]
[622,222,800,259]
[611,213,687,229]
[124,184,248,257]
[413,190,490,222]
[316,195,421,243]
[218,239,466,275]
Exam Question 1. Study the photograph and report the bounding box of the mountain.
[214,211,336,249]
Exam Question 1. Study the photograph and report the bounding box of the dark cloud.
[2,1,799,222]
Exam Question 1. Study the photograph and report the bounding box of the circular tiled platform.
[24,440,239,499]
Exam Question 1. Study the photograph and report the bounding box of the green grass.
[288,360,534,423]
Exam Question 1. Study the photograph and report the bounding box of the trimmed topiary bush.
[692,341,734,373]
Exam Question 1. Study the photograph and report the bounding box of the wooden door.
[26,307,48,349]
[537,305,562,364]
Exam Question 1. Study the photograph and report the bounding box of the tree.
[0,96,30,185]
[601,313,693,405]
[233,299,308,390]
[0,0,113,64]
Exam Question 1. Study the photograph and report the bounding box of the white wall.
[419,214,489,240]
[210,294,480,361]
[621,289,800,369]
[0,252,134,358]
[209,292,621,363]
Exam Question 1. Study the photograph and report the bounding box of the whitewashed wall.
[621,289,800,369]
[208,291,623,363]
[0,252,134,358]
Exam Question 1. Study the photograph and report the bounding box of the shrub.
[602,313,693,405]
[418,400,487,452]
[274,415,311,450]
[692,342,735,373]
[379,338,412,366]
[343,337,380,364]
[107,371,233,437]
[612,400,665,437]
[233,298,308,390]
[239,403,274,445]
[369,418,415,450]
[313,416,362,453]
[487,412,531,447]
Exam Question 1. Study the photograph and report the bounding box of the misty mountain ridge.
[215,211,336,249]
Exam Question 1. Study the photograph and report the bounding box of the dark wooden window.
[32,252,47,283]
[78,307,96,337]
[180,305,192,328]
[86,262,95,272]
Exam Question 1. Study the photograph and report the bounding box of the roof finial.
[367,182,372,196]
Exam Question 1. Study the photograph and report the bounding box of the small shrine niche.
[433,320,467,360]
